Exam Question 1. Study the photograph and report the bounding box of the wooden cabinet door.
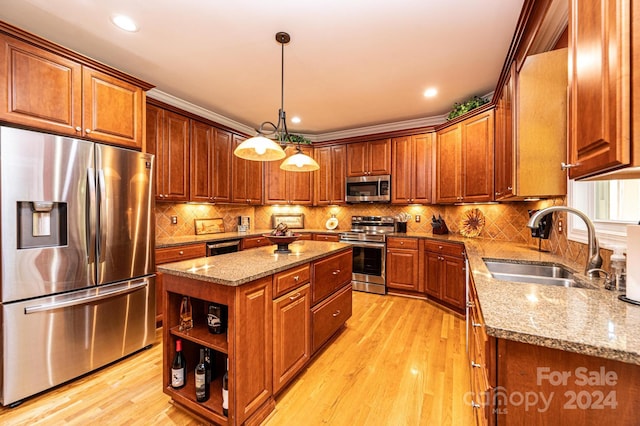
[440,255,466,310]
[424,251,441,298]
[288,145,313,204]
[212,128,232,202]
[461,110,494,202]
[161,110,190,201]
[145,104,163,198]
[436,124,461,203]
[386,248,419,291]
[82,66,144,149]
[235,276,273,424]
[391,136,413,203]
[368,139,391,175]
[0,34,82,136]
[346,142,368,176]
[312,250,352,304]
[264,151,288,204]
[568,0,631,179]
[412,133,433,204]
[314,146,332,205]
[331,145,346,203]
[232,134,263,204]
[494,64,515,200]
[272,284,310,394]
[190,120,213,202]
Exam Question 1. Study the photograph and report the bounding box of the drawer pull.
[289,292,301,301]
[400,241,404,245]
[332,310,341,317]
[472,322,482,328]
[471,401,481,409]
[471,362,481,368]
[332,269,341,275]
[293,275,299,281]
[467,301,475,308]
[179,250,184,255]
[438,245,443,250]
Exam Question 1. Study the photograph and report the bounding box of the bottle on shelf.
[179,296,193,331]
[195,348,210,402]
[207,303,227,334]
[204,347,212,384]
[222,357,229,416]
[171,339,186,389]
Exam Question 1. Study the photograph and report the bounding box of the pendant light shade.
[234,135,286,161]
[233,31,318,172]
[280,146,320,171]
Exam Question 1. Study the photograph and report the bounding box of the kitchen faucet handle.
[587,268,615,290]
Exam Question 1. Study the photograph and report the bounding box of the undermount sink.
[483,259,588,288]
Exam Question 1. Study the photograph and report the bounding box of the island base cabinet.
[311,284,352,353]
[495,339,640,425]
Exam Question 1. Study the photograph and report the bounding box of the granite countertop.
[460,238,640,366]
[157,240,351,286]
[156,228,344,248]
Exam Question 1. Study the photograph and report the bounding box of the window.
[568,179,640,249]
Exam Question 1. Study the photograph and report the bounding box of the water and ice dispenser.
[17,201,67,249]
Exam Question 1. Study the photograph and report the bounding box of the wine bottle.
[222,358,229,416]
[204,347,212,384]
[195,348,209,402]
[171,339,186,389]
[179,296,193,331]
[207,303,222,334]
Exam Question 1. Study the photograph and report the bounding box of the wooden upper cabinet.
[494,63,515,200]
[391,133,433,204]
[0,33,82,135]
[435,109,494,203]
[314,144,346,205]
[567,0,636,179]
[212,128,233,203]
[146,105,189,201]
[81,66,144,148]
[0,32,147,150]
[190,120,213,202]
[264,145,313,205]
[346,139,391,176]
[232,134,263,204]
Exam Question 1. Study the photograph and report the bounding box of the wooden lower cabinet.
[273,283,311,394]
[311,249,352,304]
[423,240,466,314]
[242,236,271,250]
[386,237,421,294]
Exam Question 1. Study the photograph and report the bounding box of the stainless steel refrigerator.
[0,126,156,406]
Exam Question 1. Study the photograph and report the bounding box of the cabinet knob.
[507,186,513,191]
[179,250,184,255]
[472,322,482,328]
[495,191,501,196]
[332,269,341,275]
[332,310,341,317]
[75,126,82,132]
[467,301,475,308]
[257,239,262,243]
[471,401,481,409]
[438,245,443,250]
[561,162,580,170]
[400,241,404,245]
[85,129,91,134]
[471,362,481,368]
[293,275,299,281]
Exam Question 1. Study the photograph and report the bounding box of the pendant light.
[233,32,319,172]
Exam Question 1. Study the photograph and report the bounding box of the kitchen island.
[157,240,352,426]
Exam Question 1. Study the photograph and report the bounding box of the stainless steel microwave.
[345,175,391,203]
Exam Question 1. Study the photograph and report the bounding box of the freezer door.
[0,127,94,302]
[1,276,155,405]
[95,144,155,285]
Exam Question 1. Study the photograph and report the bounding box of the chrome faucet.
[527,206,602,277]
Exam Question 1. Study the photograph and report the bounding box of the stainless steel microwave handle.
[208,240,241,249]
[24,280,149,314]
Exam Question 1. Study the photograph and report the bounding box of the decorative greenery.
[287,133,312,144]
[447,95,489,120]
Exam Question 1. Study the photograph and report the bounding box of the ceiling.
[0,0,525,139]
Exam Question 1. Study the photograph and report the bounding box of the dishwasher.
[206,239,241,256]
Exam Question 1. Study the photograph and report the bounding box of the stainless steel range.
[339,216,395,295]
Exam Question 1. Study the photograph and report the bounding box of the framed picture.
[194,218,225,235]
[271,213,304,229]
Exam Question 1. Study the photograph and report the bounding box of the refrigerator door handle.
[24,279,149,314]
[87,168,97,270]
[97,168,107,265]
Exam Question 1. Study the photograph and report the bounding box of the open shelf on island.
[170,324,229,354]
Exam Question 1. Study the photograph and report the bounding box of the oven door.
[341,240,386,294]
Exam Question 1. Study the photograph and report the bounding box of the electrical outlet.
[558,218,563,234]
[416,215,421,223]
[171,216,178,225]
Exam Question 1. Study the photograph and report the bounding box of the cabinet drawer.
[387,237,418,249]
[312,249,352,304]
[313,233,340,242]
[311,284,352,353]
[273,264,311,298]
[156,244,205,264]
[424,240,465,257]
[242,236,271,249]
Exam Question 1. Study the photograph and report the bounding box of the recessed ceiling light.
[423,88,438,98]
[291,116,301,124]
[111,14,139,32]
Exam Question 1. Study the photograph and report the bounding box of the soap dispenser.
[610,246,626,291]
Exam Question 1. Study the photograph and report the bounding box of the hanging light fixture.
[233,32,319,172]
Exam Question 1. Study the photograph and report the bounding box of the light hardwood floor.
[0,292,473,425]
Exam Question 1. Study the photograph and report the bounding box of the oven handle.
[339,240,386,249]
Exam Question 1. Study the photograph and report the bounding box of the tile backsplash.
[155,198,611,268]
